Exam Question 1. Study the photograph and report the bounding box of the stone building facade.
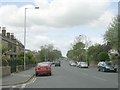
[0,27,24,67]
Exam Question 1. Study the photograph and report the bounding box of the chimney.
[11,33,14,39]
[2,27,6,36]
[7,32,10,38]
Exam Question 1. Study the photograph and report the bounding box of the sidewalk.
[1,67,35,86]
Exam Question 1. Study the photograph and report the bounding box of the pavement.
[1,67,35,86]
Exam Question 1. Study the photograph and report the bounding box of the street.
[1,1,119,90]
[22,59,118,88]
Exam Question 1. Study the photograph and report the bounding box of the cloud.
[0,0,116,56]
[0,0,111,28]
[25,35,55,50]
[88,10,115,28]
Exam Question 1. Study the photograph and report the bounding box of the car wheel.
[98,69,100,71]
[102,68,105,72]
[114,69,117,73]
[49,73,51,76]
[36,73,38,76]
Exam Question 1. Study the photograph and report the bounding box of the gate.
[9,59,17,73]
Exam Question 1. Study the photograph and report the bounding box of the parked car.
[52,61,55,64]
[55,61,61,67]
[77,62,88,68]
[35,62,52,76]
[41,61,52,66]
[69,61,76,66]
[97,61,117,72]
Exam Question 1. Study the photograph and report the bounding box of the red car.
[35,62,52,76]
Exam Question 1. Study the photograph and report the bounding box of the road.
[19,59,118,88]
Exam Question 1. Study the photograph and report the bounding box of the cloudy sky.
[0,0,118,57]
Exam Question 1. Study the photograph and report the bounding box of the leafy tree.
[87,44,107,62]
[67,50,74,59]
[2,42,9,66]
[39,44,62,62]
[26,51,37,64]
[16,51,24,65]
[104,16,119,49]
[104,16,120,62]
[16,51,37,65]
[66,35,86,61]
[98,52,110,61]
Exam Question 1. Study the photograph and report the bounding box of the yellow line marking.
[26,77,36,85]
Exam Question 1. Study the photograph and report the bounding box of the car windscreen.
[105,62,113,66]
[81,62,87,64]
[37,63,49,66]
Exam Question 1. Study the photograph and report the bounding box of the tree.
[66,35,86,61]
[26,51,37,64]
[87,44,107,62]
[104,16,120,62]
[16,50,24,65]
[39,44,62,62]
[104,16,119,49]
[67,50,74,59]
[2,42,9,66]
[16,51,37,65]
[98,52,110,61]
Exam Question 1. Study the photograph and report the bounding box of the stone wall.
[1,64,35,77]
[16,65,24,72]
[1,66,11,77]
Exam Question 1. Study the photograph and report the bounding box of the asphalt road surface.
[23,59,118,88]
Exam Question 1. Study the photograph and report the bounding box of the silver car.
[69,61,76,66]
[77,62,88,68]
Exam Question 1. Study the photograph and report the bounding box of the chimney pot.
[2,30,6,36]
[11,33,14,39]
[7,32,10,38]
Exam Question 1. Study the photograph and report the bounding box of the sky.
[0,0,118,57]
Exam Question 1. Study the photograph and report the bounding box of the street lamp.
[24,6,39,70]
[44,45,47,62]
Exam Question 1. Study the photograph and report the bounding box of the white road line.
[32,78,36,83]
[26,77,36,85]
[2,86,10,88]
[21,84,26,88]
[12,86,16,88]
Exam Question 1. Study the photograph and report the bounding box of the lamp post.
[44,45,47,62]
[24,6,39,70]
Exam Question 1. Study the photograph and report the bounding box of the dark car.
[55,61,61,67]
[97,61,117,72]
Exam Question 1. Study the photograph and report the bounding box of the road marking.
[12,86,16,88]
[32,78,36,83]
[21,84,26,88]
[25,77,36,86]
[2,86,10,88]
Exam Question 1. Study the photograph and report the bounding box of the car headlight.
[105,66,110,69]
